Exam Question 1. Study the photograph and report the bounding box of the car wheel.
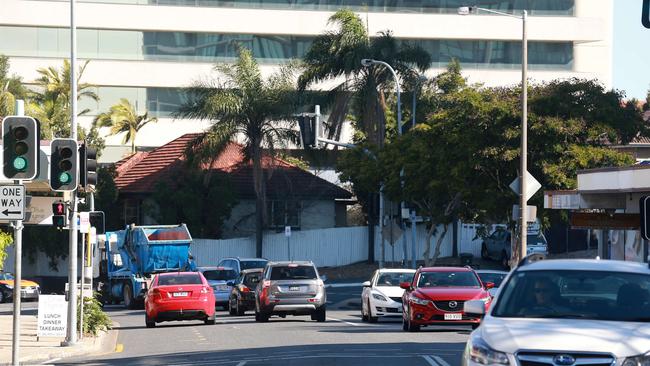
[312,307,326,322]
[481,243,489,259]
[123,283,135,309]
[228,297,237,316]
[402,312,409,331]
[0,290,4,304]
[361,299,368,322]
[501,251,510,269]
[145,314,155,328]
[236,300,245,316]
[367,300,378,323]
[204,315,216,325]
[407,310,420,332]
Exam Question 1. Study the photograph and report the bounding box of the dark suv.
[254,261,326,322]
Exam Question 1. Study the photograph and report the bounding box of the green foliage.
[0,230,13,270]
[94,99,158,153]
[147,171,237,238]
[92,166,123,231]
[77,294,112,336]
[22,225,69,271]
[0,55,28,116]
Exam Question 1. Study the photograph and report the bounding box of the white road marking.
[422,355,440,366]
[236,361,247,366]
[434,355,452,366]
[41,358,61,365]
[326,316,361,326]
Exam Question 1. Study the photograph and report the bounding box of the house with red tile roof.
[113,133,353,238]
[612,110,650,161]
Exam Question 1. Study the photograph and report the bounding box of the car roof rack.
[517,253,546,267]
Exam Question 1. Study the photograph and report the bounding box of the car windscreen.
[158,274,203,286]
[240,260,268,270]
[0,273,13,280]
[202,270,238,281]
[527,234,547,246]
[243,273,262,288]
[376,272,415,287]
[417,271,481,288]
[478,273,507,287]
[492,270,650,322]
[270,266,317,280]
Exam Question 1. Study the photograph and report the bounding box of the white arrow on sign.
[509,171,542,202]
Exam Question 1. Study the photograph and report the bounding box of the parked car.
[361,268,416,322]
[0,271,40,303]
[475,270,509,297]
[217,257,268,274]
[481,228,548,268]
[254,261,326,322]
[401,266,493,332]
[462,258,650,365]
[144,271,216,328]
[229,268,263,316]
[198,266,238,309]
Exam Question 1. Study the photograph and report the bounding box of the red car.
[145,271,216,328]
[400,266,493,332]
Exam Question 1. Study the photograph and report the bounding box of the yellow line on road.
[115,343,124,353]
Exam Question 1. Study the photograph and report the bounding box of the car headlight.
[468,336,509,365]
[410,295,430,306]
[623,352,650,366]
[372,293,388,302]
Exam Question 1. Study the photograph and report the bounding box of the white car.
[361,268,416,322]
[462,258,650,366]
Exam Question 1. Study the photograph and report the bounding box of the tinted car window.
[417,272,481,288]
[270,266,317,280]
[493,270,650,321]
[240,260,268,270]
[243,272,262,288]
[478,273,507,287]
[527,234,547,246]
[376,272,415,286]
[202,269,238,281]
[158,274,203,286]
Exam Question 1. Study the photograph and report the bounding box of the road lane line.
[236,362,247,366]
[114,343,124,353]
[434,355,452,366]
[326,316,361,326]
[422,355,440,366]
[41,358,61,364]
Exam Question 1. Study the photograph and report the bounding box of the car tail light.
[200,286,210,294]
[241,286,250,293]
[151,288,162,301]
[308,298,319,303]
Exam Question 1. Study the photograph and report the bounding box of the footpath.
[0,314,117,365]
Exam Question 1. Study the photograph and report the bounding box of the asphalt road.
[52,285,469,366]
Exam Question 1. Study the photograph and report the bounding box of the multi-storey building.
[1,0,613,161]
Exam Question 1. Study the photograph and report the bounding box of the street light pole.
[458,6,528,265]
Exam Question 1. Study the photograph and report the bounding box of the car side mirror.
[464,300,486,318]
[362,281,371,287]
[485,282,495,289]
[321,275,328,282]
[226,281,234,287]
[399,282,412,290]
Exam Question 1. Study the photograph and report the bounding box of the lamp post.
[361,58,409,267]
[458,6,528,264]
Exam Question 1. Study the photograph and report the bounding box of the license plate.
[289,286,300,292]
[173,292,189,297]
[444,313,462,320]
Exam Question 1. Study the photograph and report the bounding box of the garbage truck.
[98,224,195,308]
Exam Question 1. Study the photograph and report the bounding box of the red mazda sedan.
[145,271,216,328]
[401,267,493,332]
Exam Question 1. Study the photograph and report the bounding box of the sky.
[613,0,650,100]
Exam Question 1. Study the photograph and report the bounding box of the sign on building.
[37,295,68,337]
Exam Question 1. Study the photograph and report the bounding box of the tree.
[176,48,298,257]
[0,230,13,270]
[0,55,28,116]
[93,98,158,153]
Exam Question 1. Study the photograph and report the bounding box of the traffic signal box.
[79,142,97,188]
[50,139,78,192]
[2,116,40,180]
[52,200,67,228]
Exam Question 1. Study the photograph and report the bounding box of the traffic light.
[52,200,67,228]
[79,142,97,188]
[2,116,40,180]
[298,114,316,148]
[89,211,105,234]
[50,139,78,192]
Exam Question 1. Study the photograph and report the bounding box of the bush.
[77,293,112,336]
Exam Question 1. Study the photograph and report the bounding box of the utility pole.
[11,100,25,366]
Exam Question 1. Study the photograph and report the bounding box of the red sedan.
[145,272,216,328]
[401,267,493,332]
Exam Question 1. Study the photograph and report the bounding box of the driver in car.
[519,277,570,316]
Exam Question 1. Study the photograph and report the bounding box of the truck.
[98,224,195,308]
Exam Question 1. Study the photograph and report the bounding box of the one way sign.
[0,185,25,221]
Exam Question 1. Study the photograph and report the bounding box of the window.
[158,273,203,285]
[123,199,141,226]
[240,260,269,270]
[201,269,238,281]
[417,271,481,288]
[270,265,317,280]
[243,272,262,288]
[268,200,301,229]
[376,272,415,287]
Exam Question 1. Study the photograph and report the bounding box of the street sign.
[643,0,650,28]
[509,171,542,202]
[512,205,537,222]
[79,211,90,233]
[37,295,67,337]
[0,184,25,221]
[285,226,291,237]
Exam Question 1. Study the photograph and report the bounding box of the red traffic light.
[52,201,66,215]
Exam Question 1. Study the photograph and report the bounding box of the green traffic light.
[59,172,71,184]
[12,157,27,171]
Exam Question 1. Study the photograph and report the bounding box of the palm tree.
[94,99,158,153]
[0,55,28,116]
[177,48,298,257]
[298,9,431,145]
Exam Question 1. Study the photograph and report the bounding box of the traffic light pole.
[64,0,79,346]
[11,101,25,366]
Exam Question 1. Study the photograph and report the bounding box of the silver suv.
[254,261,326,322]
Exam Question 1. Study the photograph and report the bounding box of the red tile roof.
[115,133,351,200]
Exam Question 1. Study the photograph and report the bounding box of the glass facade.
[78,86,187,117]
[0,26,573,69]
[35,0,575,15]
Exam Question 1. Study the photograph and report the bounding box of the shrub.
[77,293,112,336]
